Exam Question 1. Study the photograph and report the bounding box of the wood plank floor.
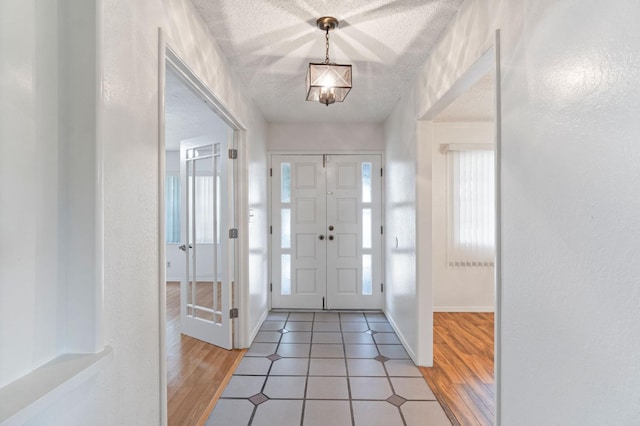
[421,312,495,426]
[166,282,244,426]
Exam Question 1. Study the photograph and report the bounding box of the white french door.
[179,136,233,349]
[271,154,383,310]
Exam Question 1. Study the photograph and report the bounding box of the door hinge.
[381,283,384,293]
[322,297,326,310]
[270,283,273,292]
[229,228,238,238]
[270,168,272,177]
[269,225,272,235]
[381,167,384,177]
[229,308,239,319]
[323,154,326,168]
[228,149,238,159]
[381,226,384,234]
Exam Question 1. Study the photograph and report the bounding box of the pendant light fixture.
[306,16,352,106]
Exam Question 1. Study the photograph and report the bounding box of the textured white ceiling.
[435,72,495,122]
[165,68,230,151]
[190,0,464,123]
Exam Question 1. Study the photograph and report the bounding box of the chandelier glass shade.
[305,17,352,106]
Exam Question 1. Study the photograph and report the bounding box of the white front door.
[271,154,383,310]
[179,137,233,349]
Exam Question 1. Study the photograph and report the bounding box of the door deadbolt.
[328,225,334,231]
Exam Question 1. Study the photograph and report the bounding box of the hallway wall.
[387,0,640,423]
[383,89,423,364]
[1,0,62,389]
[0,0,268,424]
[268,123,384,152]
[99,0,269,423]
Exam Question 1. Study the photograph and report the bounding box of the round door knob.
[328,225,334,231]
[328,235,334,241]
[319,235,325,240]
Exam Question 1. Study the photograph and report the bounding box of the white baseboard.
[384,311,418,365]
[246,308,269,348]
[434,306,494,313]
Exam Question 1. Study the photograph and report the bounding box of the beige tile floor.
[207,311,451,426]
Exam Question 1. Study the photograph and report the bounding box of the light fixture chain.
[325,28,330,64]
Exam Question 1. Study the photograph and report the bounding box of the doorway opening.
[165,65,235,349]
[418,36,501,425]
[159,42,246,424]
[270,153,384,311]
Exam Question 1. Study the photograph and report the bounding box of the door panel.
[179,137,233,349]
[326,155,382,309]
[272,155,326,309]
[271,154,382,310]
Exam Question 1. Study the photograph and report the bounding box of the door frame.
[158,29,248,425]
[417,32,502,420]
[268,150,385,311]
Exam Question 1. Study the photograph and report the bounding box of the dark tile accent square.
[374,355,390,363]
[249,392,269,406]
[267,353,282,362]
[387,394,407,407]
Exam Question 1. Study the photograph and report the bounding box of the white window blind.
[444,145,495,267]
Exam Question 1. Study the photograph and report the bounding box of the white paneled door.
[271,154,383,310]
[179,137,233,349]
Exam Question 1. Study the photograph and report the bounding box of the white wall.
[498,2,640,422]
[0,0,62,388]
[268,122,384,151]
[432,122,494,312]
[1,0,269,424]
[100,0,269,422]
[246,121,269,342]
[383,90,422,363]
[1,0,102,389]
[390,0,640,423]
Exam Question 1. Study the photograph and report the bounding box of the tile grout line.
[298,311,314,426]
[247,312,288,426]
[340,312,356,426]
[370,312,409,426]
